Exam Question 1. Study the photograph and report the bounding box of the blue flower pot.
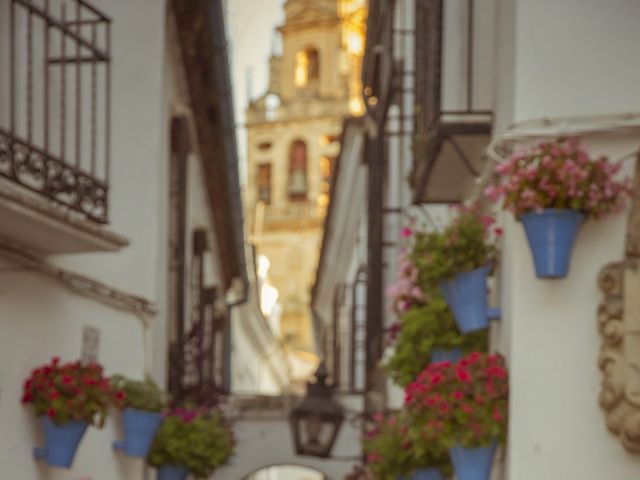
[449,439,498,480]
[439,265,491,333]
[113,408,163,457]
[412,467,444,480]
[33,417,88,468]
[521,209,584,278]
[430,347,463,363]
[158,465,190,480]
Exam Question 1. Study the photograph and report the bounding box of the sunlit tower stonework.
[245,0,366,352]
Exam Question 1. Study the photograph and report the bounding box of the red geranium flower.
[403,352,509,449]
[456,368,472,383]
[21,357,114,427]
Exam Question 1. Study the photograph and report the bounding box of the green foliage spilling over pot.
[363,411,451,480]
[411,206,499,287]
[385,296,487,386]
[110,375,169,412]
[148,408,235,478]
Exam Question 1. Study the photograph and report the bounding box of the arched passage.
[213,402,361,480]
[244,464,326,480]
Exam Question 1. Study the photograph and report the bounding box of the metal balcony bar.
[1,0,111,223]
[411,0,495,203]
[13,0,110,60]
[415,0,494,133]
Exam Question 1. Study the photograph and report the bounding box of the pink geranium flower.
[485,137,630,219]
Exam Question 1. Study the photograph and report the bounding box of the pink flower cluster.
[386,249,424,314]
[485,138,630,218]
[167,407,207,424]
[453,202,503,239]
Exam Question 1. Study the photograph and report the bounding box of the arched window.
[294,48,320,87]
[256,163,272,204]
[307,48,320,81]
[288,140,308,201]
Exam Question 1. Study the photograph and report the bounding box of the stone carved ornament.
[598,153,640,453]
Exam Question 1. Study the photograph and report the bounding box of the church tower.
[245,0,366,352]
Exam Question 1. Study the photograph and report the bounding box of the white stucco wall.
[230,299,290,395]
[0,1,169,479]
[511,0,640,120]
[52,0,169,303]
[498,136,640,480]
[0,256,151,480]
[493,1,640,477]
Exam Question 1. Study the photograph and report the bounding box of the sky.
[226,0,284,183]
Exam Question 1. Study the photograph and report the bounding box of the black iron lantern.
[289,362,344,458]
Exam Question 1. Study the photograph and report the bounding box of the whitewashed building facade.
[0,0,288,479]
[313,1,640,479]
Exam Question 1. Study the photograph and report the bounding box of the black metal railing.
[415,0,492,134]
[0,0,111,223]
[169,229,229,406]
[415,0,442,133]
[324,269,368,395]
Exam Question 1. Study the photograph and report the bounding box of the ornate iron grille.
[415,0,443,133]
[415,0,493,133]
[169,228,229,406]
[0,0,111,223]
[350,266,367,393]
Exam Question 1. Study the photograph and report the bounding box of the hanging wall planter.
[394,205,500,334]
[449,439,498,480]
[430,347,463,363]
[384,295,488,387]
[405,353,508,480]
[440,265,494,333]
[412,467,445,480]
[157,465,190,480]
[22,357,114,469]
[113,408,164,458]
[484,137,631,280]
[363,411,451,480]
[33,417,88,468]
[148,408,235,479]
[110,375,169,458]
[520,209,584,278]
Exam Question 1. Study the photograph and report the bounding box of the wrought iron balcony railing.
[169,229,229,406]
[262,202,324,226]
[0,0,111,223]
[412,0,496,203]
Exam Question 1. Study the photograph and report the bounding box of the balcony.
[260,202,324,230]
[0,0,126,254]
[411,0,496,203]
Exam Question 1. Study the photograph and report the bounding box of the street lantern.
[289,362,344,458]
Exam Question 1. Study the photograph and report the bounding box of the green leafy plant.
[411,206,499,286]
[385,296,487,386]
[484,137,630,218]
[148,408,235,478]
[110,375,169,412]
[363,411,450,480]
[405,352,509,449]
[21,357,119,427]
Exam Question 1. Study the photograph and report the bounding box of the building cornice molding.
[278,18,342,35]
[598,153,640,453]
[0,179,129,250]
[0,238,157,319]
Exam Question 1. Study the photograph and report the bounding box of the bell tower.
[245,0,366,352]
